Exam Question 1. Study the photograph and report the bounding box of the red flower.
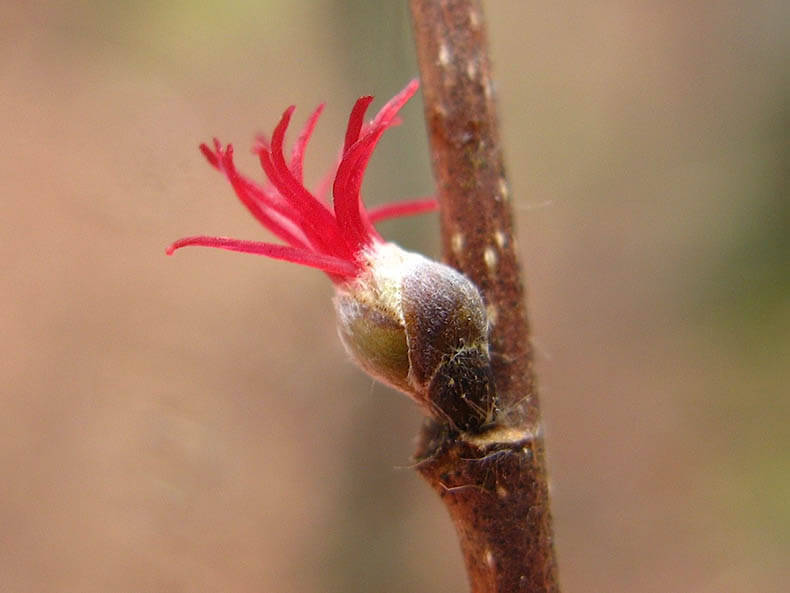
[167,79,436,284]
[168,80,495,429]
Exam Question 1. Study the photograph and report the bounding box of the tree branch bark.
[409,1,560,591]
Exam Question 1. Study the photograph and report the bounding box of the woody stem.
[409,1,560,592]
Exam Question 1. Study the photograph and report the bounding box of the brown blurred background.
[1,1,787,592]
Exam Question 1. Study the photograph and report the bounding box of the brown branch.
[409,1,560,592]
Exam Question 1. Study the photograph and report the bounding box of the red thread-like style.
[167,80,436,284]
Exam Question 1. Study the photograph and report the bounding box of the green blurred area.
[1,1,787,592]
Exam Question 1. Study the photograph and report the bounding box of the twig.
[409,1,560,591]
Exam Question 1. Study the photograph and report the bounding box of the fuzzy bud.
[335,243,496,431]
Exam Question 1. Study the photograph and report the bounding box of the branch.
[409,1,560,591]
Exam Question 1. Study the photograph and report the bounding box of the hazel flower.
[168,80,496,431]
[167,80,434,279]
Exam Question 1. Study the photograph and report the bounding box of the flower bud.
[335,243,496,431]
[168,81,496,431]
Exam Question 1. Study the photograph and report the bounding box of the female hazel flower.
[168,80,496,431]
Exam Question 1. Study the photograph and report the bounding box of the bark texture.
[409,1,560,591]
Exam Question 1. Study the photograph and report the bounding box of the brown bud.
[334,243,496,431]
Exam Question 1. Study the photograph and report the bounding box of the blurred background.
[1,1,787,592]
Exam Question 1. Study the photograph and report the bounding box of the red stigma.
[167,80,437,284]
